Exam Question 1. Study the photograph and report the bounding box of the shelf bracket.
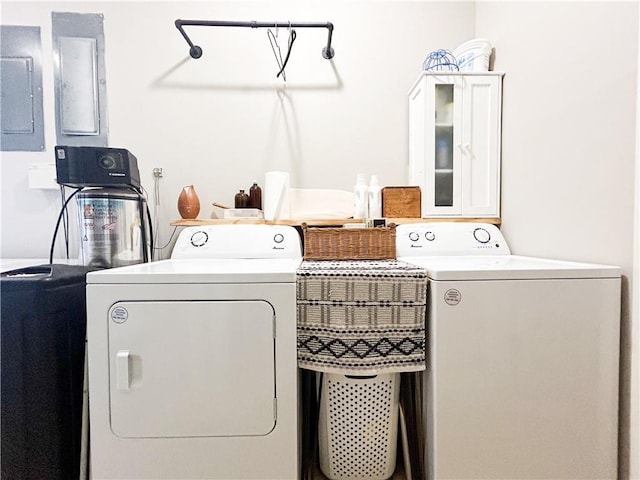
[174,19,335,60]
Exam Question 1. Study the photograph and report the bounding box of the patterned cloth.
[296,259,428,374]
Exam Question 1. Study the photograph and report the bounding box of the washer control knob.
[273,233,285,244]
[425,231,436,242]
[190,230,209,247]
[473,227,491,244]
[408,231,420,242]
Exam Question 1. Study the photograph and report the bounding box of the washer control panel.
[172,225,302,259]
[396,223,510,256]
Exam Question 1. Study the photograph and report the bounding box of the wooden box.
[382,187,421,218]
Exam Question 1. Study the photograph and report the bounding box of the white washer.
[86,224,302,480]
[396,223,621,480]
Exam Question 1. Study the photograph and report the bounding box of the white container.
[453,38,492,72]
[222,208,264,219]
[353,173,368,218]
[263,171,290,220]
[368,174,382,218]
[318,373,400,480]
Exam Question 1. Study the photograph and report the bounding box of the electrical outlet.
[28,162,58,189]
[153,167,163,178]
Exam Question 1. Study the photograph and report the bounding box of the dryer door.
[107,300,276,438]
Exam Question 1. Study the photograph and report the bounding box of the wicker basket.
[301,223,396,260]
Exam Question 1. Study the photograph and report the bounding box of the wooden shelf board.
[171,217,501,227]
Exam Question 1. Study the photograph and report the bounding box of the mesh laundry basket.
[318,373,401,480]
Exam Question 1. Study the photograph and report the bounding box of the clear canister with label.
[76,188,149,268]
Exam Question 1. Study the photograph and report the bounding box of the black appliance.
[1,264,98,480]
[55,145,141,190]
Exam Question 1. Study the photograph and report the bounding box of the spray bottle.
[368,174,382,218]
[354,173,368,218]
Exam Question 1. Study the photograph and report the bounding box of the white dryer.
[396,223,621,480]
[86,224,302,479]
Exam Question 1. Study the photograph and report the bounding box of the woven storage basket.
[301,223,396,260]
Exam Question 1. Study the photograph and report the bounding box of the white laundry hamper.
[318,372,401,480]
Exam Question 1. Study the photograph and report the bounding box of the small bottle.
[353,173,368,218]
[368,174,382,218]
[249,182,262,209]
[234,189,249,208]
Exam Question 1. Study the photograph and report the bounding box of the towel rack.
[174,19,335,60]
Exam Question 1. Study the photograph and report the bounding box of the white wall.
[476,2,638,478]
[1,0,638,477]
[0,0,475,259]
[633,5,640,477]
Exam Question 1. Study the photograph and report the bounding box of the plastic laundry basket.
[318,373,401,480]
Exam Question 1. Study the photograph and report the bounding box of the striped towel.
[296,259,427,375]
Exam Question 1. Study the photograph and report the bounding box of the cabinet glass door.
[434,84,454,206]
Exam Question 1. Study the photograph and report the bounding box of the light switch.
[28,162,59,190]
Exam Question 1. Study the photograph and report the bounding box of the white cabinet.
[409,72,503,218]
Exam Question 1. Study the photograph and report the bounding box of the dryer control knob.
[408,232,419,242]
[473,227,491,244]
[273,233,284,243]
[425,231,436,242]
[190,230,209,247]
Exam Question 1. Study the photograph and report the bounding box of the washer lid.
[86,258,302,284]
[398,255,621,281]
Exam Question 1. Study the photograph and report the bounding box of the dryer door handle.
[116,350,131,391]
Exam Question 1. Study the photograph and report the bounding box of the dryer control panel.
[396,223,511,256]
[171,225,302,259]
